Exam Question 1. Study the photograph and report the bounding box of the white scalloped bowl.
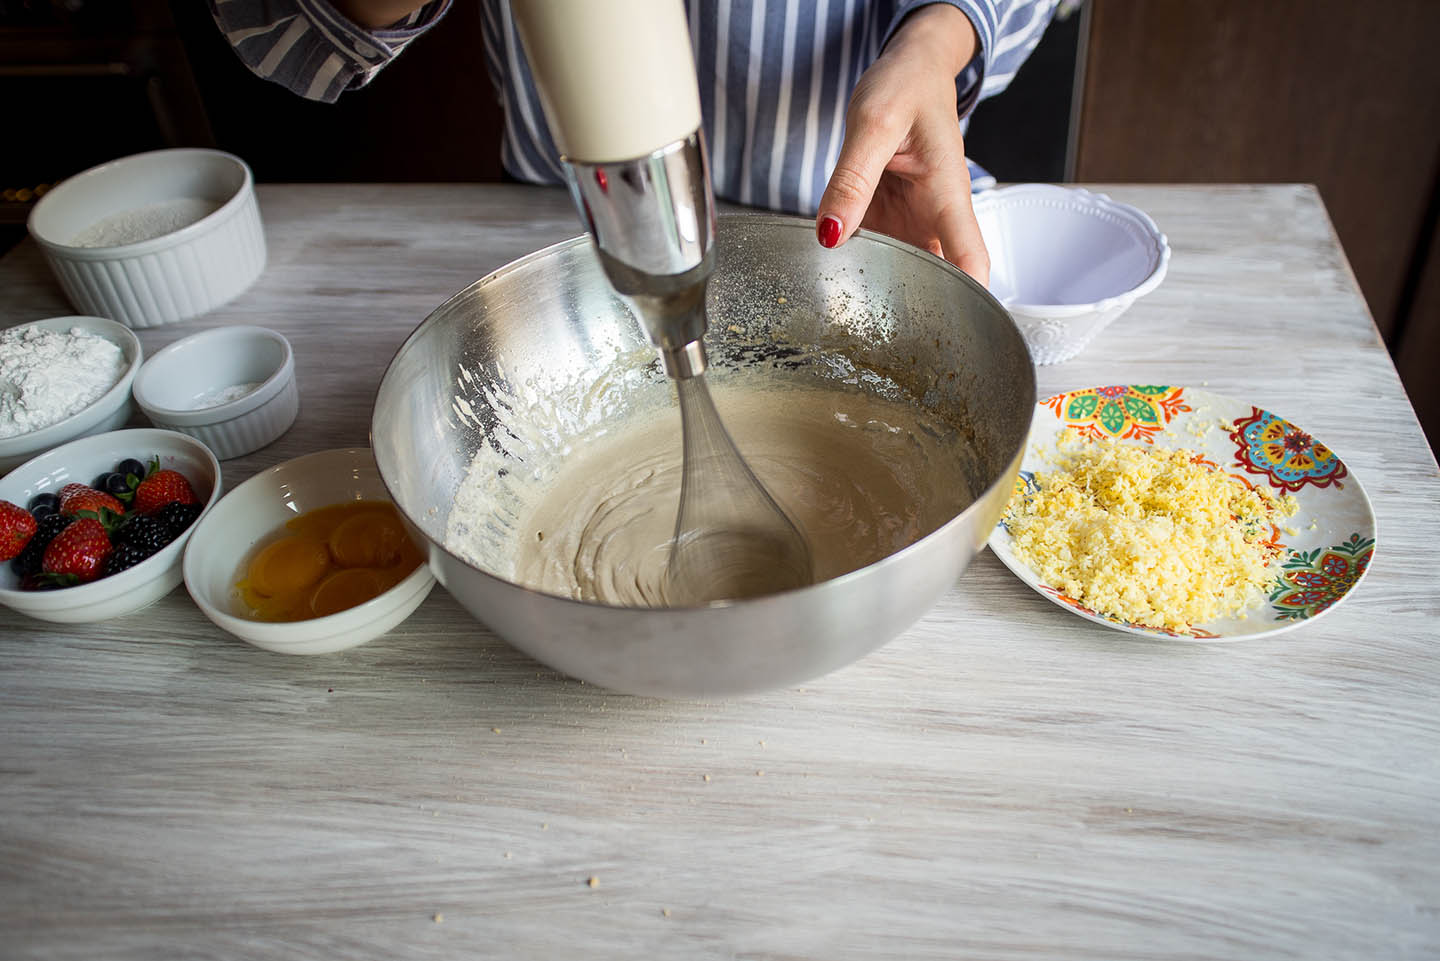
[182,448,436,655]
[26,149,266,329]
[0,428,221,623]
[132,325,298,460]
[0,316,143,475]
[974,184,1170,364]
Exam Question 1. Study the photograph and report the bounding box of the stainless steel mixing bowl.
[373,214,1035,697]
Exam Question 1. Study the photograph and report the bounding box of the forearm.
[886,3,979,77]
[331,0,433,29]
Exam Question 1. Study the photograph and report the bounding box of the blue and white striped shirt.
[208,0,1060,213]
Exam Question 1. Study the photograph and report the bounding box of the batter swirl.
[506,383,973,606]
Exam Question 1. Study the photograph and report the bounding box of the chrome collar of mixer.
[563,131,717,379]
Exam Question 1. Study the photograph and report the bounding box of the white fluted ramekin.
[973,184,1170,365]
[26,149,266,329]
[132,325,298,460]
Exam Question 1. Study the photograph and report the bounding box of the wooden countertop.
[1,184,1437,960]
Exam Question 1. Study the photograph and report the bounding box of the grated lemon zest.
[1005,431,1298,631]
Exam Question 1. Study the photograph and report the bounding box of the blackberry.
[10,513,71,578]
[102,542,153,577]
[152,502,202,541]
[118,514,169,554]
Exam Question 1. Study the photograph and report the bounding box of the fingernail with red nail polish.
[817,215,842,249]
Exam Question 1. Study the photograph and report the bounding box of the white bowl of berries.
[0,428,220,623]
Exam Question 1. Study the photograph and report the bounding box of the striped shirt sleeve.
[976,0,1061,99]
[206,0,453,103]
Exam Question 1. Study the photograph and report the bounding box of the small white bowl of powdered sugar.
[0,316,142,474]
[26,148,266,329]
[132,325,298,460]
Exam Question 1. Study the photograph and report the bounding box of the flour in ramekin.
[190,381,262,410]
[70,197,221,248]
[0,326,127,438]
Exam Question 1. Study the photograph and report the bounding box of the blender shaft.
[564,131,716,377]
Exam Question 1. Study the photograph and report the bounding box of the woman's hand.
[816,4,989,286]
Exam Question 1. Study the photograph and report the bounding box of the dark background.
[1,0,1436,448]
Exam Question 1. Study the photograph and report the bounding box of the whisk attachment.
[664,373,813,604]
[565,133,813,604]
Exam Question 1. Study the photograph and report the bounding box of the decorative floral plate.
[987,385,1377,641]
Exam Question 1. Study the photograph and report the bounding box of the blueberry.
[27,492,60,518]
[102,473,132,497]
[93,471,118,491]
[115,458,145,479]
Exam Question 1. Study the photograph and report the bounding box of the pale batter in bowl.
[447,370,975,607]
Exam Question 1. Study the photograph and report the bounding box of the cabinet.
[1071,0,1440,448]
[0,0,211,245]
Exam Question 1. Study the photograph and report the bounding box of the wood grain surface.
[1,184,1437,960]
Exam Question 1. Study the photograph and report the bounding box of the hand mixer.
[513,0,812,604]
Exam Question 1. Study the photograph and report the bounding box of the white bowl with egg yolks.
[182,447,435,654]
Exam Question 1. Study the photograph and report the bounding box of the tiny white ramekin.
[26,148,267,329]
[0,315,143,475]
[131,325,298,460]
[973,184,1171,365]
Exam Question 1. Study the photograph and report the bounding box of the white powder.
[70,197,222,248]
[190,381,263,410]
[0,326,127,438]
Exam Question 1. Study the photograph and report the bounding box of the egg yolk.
[234,501,423,623]
[310,568,385,618]
[329,511,407,568]
[246,536,329,598]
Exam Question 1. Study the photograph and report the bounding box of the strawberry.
[133,465,199,515]
[40,517,113,584]
[57,483,124,519]
[0,500,38,561]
